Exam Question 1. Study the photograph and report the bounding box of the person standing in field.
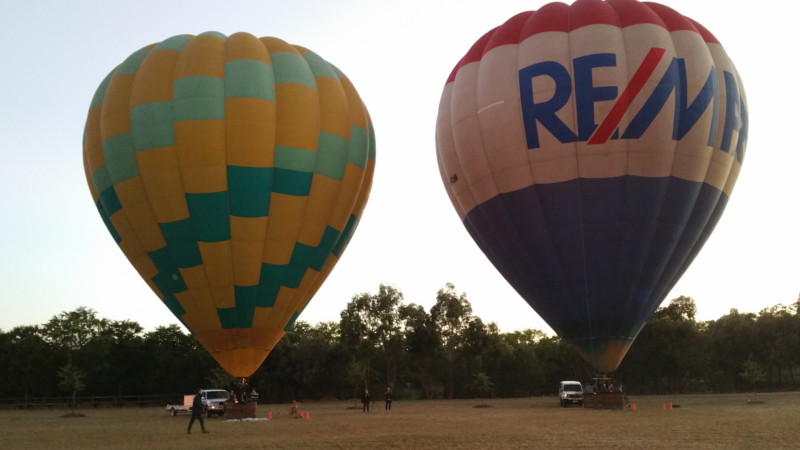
[384,387,392,411]
[187,388,208,434]
[362,389,371,412]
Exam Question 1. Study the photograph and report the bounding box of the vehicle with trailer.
[166,389,230,417]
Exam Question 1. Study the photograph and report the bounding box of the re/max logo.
[519,48,747,162]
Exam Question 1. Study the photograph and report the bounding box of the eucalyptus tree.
[430,283,473,399]
[398,303,440,398]
[339,284,405,393]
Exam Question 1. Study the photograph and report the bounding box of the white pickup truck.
[558,380,584,407]
[166,389,230,417]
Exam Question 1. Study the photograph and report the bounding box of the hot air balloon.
[436,0,746,372]
[83,32,375,377]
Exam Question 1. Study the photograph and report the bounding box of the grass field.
[2,392,799,449]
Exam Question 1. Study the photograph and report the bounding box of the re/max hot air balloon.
[83,32,375,377]
[436,0,746,372]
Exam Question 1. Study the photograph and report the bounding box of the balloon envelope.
[83,32,375,377]
[436,0,746,372]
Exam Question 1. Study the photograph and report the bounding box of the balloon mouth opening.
[569,338,634,373]
[194,329,286,377]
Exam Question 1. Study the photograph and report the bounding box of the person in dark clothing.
[187,388,208,434]
[384,387,392,411]
[361,389,371,412]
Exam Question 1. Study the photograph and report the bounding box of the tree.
[620,296,706,394]
[42,307,109,353]
[141,324,214,394]
[280,321,349,400]
[466,371,494,406]
[339,284,405,394]
[755,305,800,386]
[739,354,766,402]
[706,309,758,391]
[656,295,697,321]
[102,320,145,398]
[42,307,112,397]
[1,326,57,404]
[398,303,440,399]
[58,363,85,415]
[500,330,544,397]
[431,283,473,399]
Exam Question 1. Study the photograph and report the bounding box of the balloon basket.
[225,401,257,419]
[582,393,625,410]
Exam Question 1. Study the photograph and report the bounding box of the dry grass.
[2,392,799,449]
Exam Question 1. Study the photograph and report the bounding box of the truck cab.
[558,380,584,407]
[190,389,230,417]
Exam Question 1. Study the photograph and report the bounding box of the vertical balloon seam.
[442,84,474,220]
[652,41,735,323]
[623,18,700,345]
[517,10,580,352]
[444,65,480,242]
[251,36,279,345]
[612,8,668,355]
[240,36,281,348]
[287,48,345,334]
[263,40,312,338]
[222,32,267,345]
[138,39,184,330]
[474,25,531,322]
[479,23,535,328]
[182,33,231,336]
[514,12,562,332]
[564,2,598,366]
[100,44,169,329]
[144,35,199,331]
[165,35,200,336]
[603,2,636,359]
[127,44,197,330]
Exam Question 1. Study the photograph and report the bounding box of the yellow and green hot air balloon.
[83,32,375,377]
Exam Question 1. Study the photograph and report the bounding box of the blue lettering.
[721,71,747,162]
[624,58,719,147]
[676,65,718,146]
[519,61,577,149]
[573,53,618,141]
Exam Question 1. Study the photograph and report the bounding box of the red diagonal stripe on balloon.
[588,47,666,145]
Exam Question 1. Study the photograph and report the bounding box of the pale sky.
[1,0,797,336]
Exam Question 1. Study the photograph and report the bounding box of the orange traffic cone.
[632,402,636,410]
[306,411,310,419]
[662,403,666,411]
[268,411,272,419]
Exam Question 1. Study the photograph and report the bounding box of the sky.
[1,0,797,336]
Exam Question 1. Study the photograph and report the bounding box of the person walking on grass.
[187,388,209,434]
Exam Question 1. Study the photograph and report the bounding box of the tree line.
[1,283,798,406]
